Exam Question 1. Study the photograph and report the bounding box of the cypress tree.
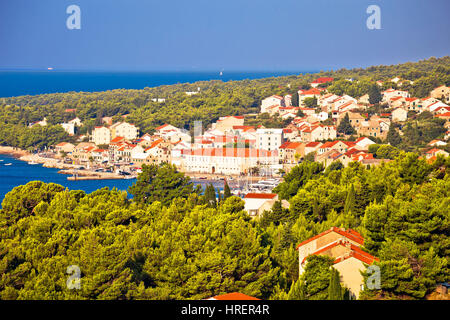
[337,113,356,135]
[217,189,222,203]
[387,126,402,147]
[344,184,356,216]
[368,84,382,104]
[205,184,217,208]
[287,279,306,300]
[223,181,232,199]
[291,91,299,107]
[328,268,343,300]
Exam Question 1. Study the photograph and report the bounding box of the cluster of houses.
[47,79,450,178]
[33,78,450,301]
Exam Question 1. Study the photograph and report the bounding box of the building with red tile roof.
[296,227,377,298]
[207,292,260,300]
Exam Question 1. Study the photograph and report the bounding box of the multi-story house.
[296,227,378,299]
[256,128,284,151]
[110,122,139,140]
[92,126,111,145]
[183,148,278,175]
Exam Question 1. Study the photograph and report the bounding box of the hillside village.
[2,74,449,301]
[36,78,450,179]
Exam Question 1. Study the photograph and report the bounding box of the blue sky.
[0,0,449,71]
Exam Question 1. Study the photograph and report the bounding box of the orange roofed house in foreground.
[296,227,378,298]
[206,292,260,300]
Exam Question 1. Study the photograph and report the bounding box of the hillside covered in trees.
[0,153,448,300]
[0,56,449,150]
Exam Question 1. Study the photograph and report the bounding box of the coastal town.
[19,77,450,189]
[2,74,449,301]
[1,0,449,305]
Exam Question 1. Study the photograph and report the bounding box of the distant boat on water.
[28,161,38,165]
[219,71,223,76]
[47,67,54,70]
[4,163,12,166]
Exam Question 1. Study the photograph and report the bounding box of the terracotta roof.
[300,239,377,265]
[299,88,322,96]
[232,125,255,132]
[312,77,334,84]
[186,148,277,158]
[155,123,171,131]
[305,141,321,147]
[296,227,364,250]
[110,136,125,143]
[210,293,260,300]
[280,141,302,149]
[426,148,441,154]
[56,142,69,147]
[244,193,277,199]
[218,115,244,121]
[146,139,164,150]
[333,248,379,265]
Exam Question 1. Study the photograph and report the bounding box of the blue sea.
[0,70,300,200]
[0,70,308,98]
[0,154,225,205]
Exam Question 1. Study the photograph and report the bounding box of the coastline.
[0,147,130,180]
[0,146,275,184]
[0,146,31,158]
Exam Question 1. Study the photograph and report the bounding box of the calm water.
[0,154,224,205]
[0,70,308,97]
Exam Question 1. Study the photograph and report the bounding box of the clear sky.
[0,0,449,71]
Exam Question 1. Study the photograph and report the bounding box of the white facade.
[183,148,278,175]
[60,122,75,135]
[256,128,284,151]
[112,122,139,140]
[92,126,111,145]
[261,95,284,113]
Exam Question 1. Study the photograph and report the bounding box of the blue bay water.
[0,154,224,205]
[0,70,298,200]
[0,70,309,98]
[0,154,136,203]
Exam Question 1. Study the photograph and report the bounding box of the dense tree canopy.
[0,152,448,300]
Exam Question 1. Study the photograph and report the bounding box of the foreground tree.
[128,163,198,206]
[298,255,334,300]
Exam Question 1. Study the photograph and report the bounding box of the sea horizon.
[0,69,317,98]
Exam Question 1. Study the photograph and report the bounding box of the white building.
[382,89,410,102]
[261,95,284,113]
[110,122,139,140]
[183,148,278,175]
[92,126,111,145]
[60,122,75,135]
[256,128,284,151]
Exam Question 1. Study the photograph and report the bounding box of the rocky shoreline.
[0,146,31,158]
